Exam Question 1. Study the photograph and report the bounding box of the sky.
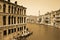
[10,0,60,16]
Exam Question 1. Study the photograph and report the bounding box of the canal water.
[23,23,60,40]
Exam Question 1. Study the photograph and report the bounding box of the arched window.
[24,26,26,30]
[8,5,10,13]
[20,9,21,15]
[21,17,23,23]
[8,16,10,24]
[3,4,6,13]
[24,17,26,23]
[3,16,6,25]
[3,30,7,35]
[14,17,16,24]
[20,17,21,23]
[17,8,19,14]
[21,9,23,15]
[24,10,26,15]
[14,7,16,14]
[18,17,19,23]
[12,6,13,13]
[12,16,13,24]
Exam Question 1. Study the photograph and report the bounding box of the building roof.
[0,0,27,9]
[45,12,51,15]
[55,9,60,13]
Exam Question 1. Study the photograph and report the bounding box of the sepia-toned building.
[50,11,56,26]
[54,10,60,28]
[26,15,38,23]
[0,0,27,40]
[37,15,44,24]
[43,12,51,25]
[38,9,60,28]
[49,10,60,28]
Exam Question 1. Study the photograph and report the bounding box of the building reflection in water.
[26,23,60,40]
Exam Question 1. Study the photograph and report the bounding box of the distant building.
[38,9,60,28]
[26,15,38,23]
[37,15,44,24]
[49,10,60,28]
[54,10,60,28]
[43,12,51,25]
[0,0,27,40]
[50,11,56,26]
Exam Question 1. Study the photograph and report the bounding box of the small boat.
[13,32,33,40]
[20,31,33,38]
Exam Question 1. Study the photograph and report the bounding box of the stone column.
[6,16,8,25]
[19,17,21,23]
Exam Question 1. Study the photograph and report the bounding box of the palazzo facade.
[0,0,27,40]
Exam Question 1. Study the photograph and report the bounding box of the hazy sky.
[10,0,60,16]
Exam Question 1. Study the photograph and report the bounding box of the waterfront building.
[49,10,60,28]
[54,10,60,28]
[38,9,60,28]
[26,15,38,23]
[0,0,27,40]
[43,12,51,25]
[37,15,44,24]
[50,11,56,26]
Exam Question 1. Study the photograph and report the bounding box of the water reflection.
[26,24,60,40]
[20,37,27,40]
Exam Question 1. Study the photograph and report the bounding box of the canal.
[24,23,60,40]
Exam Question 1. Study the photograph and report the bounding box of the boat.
[20,31,33,38]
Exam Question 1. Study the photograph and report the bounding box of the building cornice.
[0,0,27,9]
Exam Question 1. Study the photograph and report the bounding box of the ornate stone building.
[44,12,51,25]
[37,15,44,24]
[0,0,27,40]
[26,15,38,23]
[53,10,60,28]
[38,9,60,28]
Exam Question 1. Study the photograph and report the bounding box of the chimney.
[15,1,17,5]
[8,0,10,2]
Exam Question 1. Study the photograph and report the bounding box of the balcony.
[54,17,60,21]
[55,19,60,21]
[44,19,50,21]
[55,14,60,17]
